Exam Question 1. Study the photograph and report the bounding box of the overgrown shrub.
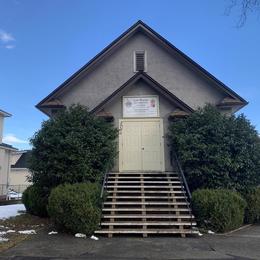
[29,104,118,191]
[47,183,102,234]
[22,185,48,217]
[168,105,260,193]
[192,189,246,232]
[243,187,260,223]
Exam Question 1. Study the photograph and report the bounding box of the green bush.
[22,185,48,217]
[29,104,118,190]
[168,105,260,193]
[244,187,260,223]
[47,183,102,234]
[192,189,246,233]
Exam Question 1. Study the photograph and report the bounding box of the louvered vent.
[135,51,145,71]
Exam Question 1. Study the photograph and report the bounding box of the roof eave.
[0,144,18,151]
[0,109,12,117]
[91,72,194,114]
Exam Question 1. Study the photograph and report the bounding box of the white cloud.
[5,44,15,49]
[0,29,15,49]
[3,134,28,144]
[0,30,15,43]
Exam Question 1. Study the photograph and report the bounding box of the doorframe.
[119,118,165,172]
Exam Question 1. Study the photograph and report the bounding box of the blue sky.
[0,0,259,150]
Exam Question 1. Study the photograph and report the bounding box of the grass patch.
[0,213,50,252]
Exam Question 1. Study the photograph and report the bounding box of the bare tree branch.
[226,0,260,27]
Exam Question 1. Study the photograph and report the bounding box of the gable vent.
[134,51,146,72]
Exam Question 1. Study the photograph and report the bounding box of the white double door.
[119,119,165,172]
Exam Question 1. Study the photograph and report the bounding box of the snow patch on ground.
[18,230,36,235]
[0,204,25,219]
[6,230,16,233]
[90,235,99,240]
[0,237,9,243]
[48,231,58,235]
[75,233,86,238]
[192,230,203,236]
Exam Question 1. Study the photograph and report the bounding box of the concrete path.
[1,225,260,259]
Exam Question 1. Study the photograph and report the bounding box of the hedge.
[47,183,102,234]
[168,105,260,193]
[244,187,260,224]
[22,185,48,217]
[192,189,246,232]
[29,104,118,190]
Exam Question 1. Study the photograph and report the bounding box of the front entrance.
[119,119,165,172]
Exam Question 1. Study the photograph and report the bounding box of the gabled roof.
[92,72,194,114]
[11,150,31,169]
[36,20,247,114]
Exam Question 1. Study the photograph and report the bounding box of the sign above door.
[123,95,159,118]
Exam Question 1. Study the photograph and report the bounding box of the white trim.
[133,50,147,72]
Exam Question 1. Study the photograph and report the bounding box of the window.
[134,51,147,72]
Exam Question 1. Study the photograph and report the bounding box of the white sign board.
[123,96,159,118]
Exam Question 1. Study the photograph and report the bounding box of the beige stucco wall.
[58,32,226,112]
[0,147,12,194]
[9,152,31,191]
[0,116,4,143]
[9,168,30,191]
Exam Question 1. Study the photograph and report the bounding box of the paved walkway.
[1,225,260,259]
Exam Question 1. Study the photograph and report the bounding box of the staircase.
[95,171,196,237]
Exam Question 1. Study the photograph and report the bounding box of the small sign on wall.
[123,96,159,118]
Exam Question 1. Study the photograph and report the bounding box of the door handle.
[142,148,144,150]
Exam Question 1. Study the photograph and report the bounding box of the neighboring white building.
[10,150,31,192]
[0,109,17,197]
